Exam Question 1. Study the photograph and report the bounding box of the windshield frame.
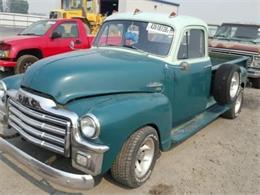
[93,20,175,58]
[19,20,56,36]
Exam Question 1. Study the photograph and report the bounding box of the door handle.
[75,40,82,44]
[180,62,190,71]
[204,64,212,69]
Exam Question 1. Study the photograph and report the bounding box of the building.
[96,0,179,16]
[119,0,179,15]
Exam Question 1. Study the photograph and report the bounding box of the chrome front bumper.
[0,137,95,190]
[247,68,260,78]
[0,89,110,189]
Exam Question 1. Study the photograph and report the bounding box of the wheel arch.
[238,65,248,89]
[139,123,163,150]
[16,48,43,60]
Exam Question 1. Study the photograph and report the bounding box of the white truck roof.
[103,12,209,64]
[106,12,207,29]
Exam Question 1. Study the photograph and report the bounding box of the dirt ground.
[0,88,259,195]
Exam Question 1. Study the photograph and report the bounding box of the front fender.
[2,74,23,90]
[87,93,172,173]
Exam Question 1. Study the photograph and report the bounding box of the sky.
[27,0,260,24]
[175,0,260,24]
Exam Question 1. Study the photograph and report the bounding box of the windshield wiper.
[229,37,259,44]
[249,40,260,44]
[97,44,118,48]
[18,33,39,36]
[214,35,229,40]
[122,45,147,54]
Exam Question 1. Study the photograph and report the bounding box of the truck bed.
[209,51,249,70]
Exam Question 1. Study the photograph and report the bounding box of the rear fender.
[239,66,247,87]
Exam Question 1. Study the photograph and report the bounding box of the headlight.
[252,56,260,68]
[0,80,7,99]
[0,50,10,59]
[0,44,11,59]
[80,114,100,138]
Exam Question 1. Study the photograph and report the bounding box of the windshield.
[94,20,174,56]
[19,20,56,36]
[214,24,260,43]
[63,0,83,10]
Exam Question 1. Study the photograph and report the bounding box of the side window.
[178,29,205,59]
[53,22,79,38]
[98,23,123,46]
[84,23,91,35]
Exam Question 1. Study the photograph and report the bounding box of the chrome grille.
[7,98,71,156]
[246,57,253,67]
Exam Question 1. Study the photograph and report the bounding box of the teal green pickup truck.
[0,12,248,190]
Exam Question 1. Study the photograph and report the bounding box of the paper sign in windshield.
[146,23,174,35]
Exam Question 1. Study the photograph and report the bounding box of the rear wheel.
[111,126,159,188]
[213,64,241,105]
[15,55,39,74]
[222,89,244,119]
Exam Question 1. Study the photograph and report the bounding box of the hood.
[0,36,41,45]
[209,39,260,53]
[21,49,165,104]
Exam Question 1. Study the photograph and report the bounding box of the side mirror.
[51,32,62,39]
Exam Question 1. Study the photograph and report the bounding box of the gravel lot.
[0,81,259,194]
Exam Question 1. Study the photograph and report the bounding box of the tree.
[0,0,3,12]
[8,0,29,14]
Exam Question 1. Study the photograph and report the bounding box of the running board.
[171,104,229,144]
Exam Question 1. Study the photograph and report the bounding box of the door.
[171,27,212,126]
[46,21,84,56]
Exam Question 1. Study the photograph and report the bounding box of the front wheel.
[222,89,244,119]
[15,55,39,74]
[111,126,160,188]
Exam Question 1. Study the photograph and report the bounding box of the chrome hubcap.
[230,72,240,99]
[135,137,155,178]
[23,62,33,72]
[235,91,242,114]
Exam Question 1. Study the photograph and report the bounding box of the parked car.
[209,23,260,88]
[0,12,248,190]
[208,24,219,39]
[0,18,94,74]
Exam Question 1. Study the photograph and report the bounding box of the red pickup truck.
[0,18,94,74]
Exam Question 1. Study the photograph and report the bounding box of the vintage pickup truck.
[0,18,94,74]
[0,12,248,190]
[209,23,260,88]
